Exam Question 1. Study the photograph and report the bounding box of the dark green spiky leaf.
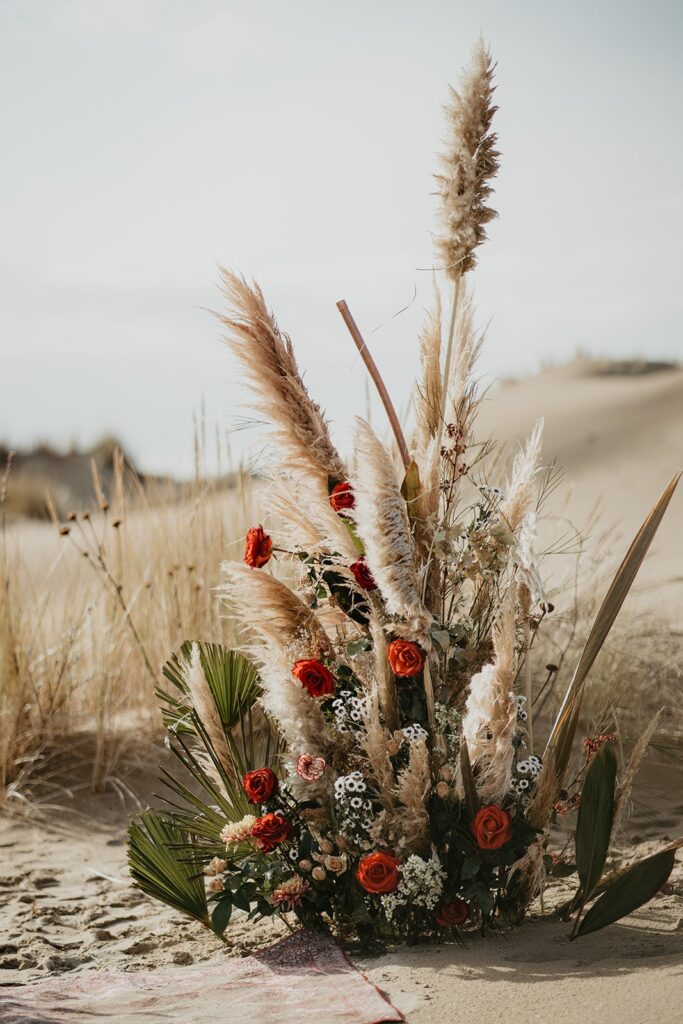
[577,849,675,938]
[127,812,208,925]
[459,739,480,819]
[211,898,233,936]
[575,743,617,900]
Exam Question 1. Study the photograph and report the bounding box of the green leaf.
[461,856,480,880]
[211,898,233,936]
[159,642,260,734]
[231,889,251,913]
[127,812,208,925]
[400,459,421,523]
[459,738,480,819]
[575,743,617,900]
[577,849,675,938]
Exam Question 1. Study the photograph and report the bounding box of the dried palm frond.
[352,418,432,644]
[435,38,500,279]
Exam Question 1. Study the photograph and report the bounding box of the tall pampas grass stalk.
[435,39,499,439]
[184,643,235,781]
[351,418,432,645]
[462,586,517,799]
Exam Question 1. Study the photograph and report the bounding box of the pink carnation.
[296,754,326,781]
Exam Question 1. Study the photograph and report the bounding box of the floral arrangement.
[128,41,680,948]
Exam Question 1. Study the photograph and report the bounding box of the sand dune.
[477,360,683,611]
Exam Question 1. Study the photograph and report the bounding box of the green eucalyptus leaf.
[577,849,675,938]
[211,898,233,936]
[575,742,617,900]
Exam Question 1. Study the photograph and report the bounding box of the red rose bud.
[244,525,273,569]
[350,557,377,591]
[471,804,512,850]
[242,767,279,803]
[435,897,469,928]
[329,482,355,513]
[291,659,335,698]
[355,851,401,894]
[387,639,425,678]
[251,812,292,852]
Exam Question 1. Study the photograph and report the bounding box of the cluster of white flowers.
[402,723,429,744]
[516,694,528,723]
[331,690,366,732]
[511,755,542,796]
[381,853,446,921]
[435,702,461,734]
[334,771,374,835]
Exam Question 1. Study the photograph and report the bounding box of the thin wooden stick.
[336,299,411,470]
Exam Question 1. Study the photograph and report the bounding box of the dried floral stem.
[336,299,411,470]
[437,272,462,446]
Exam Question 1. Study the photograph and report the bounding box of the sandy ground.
[2,755,682,1024]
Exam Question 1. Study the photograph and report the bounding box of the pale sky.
[2,0,682,475]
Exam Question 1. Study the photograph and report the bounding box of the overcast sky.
[2,0,682,475]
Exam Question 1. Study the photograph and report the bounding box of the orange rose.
[291,659,335,698]
[243,525,273,569]
[435,897,469,928]
[329,482,355,513]
[387,639,425,678]
[355,851,401,894]
[242,767,279,803]
[471,804,512,850]
[251,813,292,852]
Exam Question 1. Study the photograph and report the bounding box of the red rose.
[471,804,513,850]
[291,659,335,698]
[355,851,401,894]
[387,639,425,678]
[435,897,469,928]
[251,813,292,852]
[350,557,377,591]
[244,525,273,569]
[242,767,279,804]
[329,482,355,513]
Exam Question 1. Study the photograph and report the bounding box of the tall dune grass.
[0,449,258,804]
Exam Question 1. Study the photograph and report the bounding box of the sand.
[2,754,682,1024]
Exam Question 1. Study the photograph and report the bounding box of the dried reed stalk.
[462,585,517,799]
[396,736,432,855]
[352,418,432,646]
[612,710,661,836]
[185,643,234,780]
[221,563,331,659]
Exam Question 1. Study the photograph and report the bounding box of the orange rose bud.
[350,557,377,591]
[242,767,279,803]
[387,639,425,678]
[291,659,335,698]
[251,812,292,852]
[329,482,355,513]
[435,897,469,928]
[471,804,513,850]
[355,851,401,894]
[244,525,273,568]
